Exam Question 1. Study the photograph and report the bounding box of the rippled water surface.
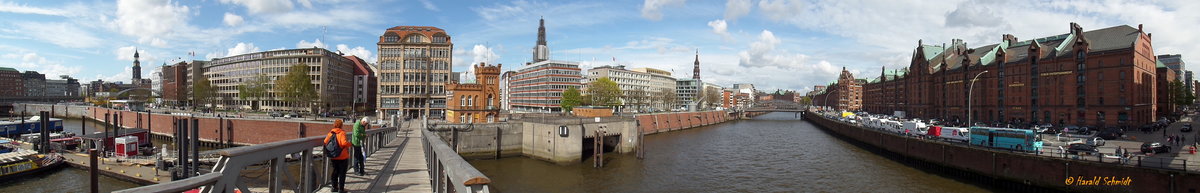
[470,112,1002,193]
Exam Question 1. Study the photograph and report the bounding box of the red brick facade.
[1156,65,1177,118]
[812,68,863,111]
[863,23,1159,127]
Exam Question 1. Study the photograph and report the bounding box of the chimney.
[1138,24,1143,32]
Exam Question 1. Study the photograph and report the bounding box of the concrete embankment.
[803,112,1200,193]
[434,111,762,164]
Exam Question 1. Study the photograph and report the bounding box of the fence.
[423,126,491,193]
[114,126,398,193]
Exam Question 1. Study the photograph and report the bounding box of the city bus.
[969,127,1043,152]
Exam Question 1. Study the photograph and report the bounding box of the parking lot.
[1035,114,1200,171]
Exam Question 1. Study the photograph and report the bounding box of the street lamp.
[967,70,989,127]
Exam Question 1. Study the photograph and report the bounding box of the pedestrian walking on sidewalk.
[351,117,368,176]
[324,119,351,193]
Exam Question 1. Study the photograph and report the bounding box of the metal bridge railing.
[115,126,398,193]
[423,127,491,193]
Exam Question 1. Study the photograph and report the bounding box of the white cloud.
[335,44,374,63]
[95,67,133,84]
[418,0,440,11]
[707,19,731,40]
[226,42,261,57]
[146,37,168,47]
[14,22,103,48]
[116,0,190,40]
[296,39,326,49]
[0,52,83,79]
[224,12,244,26]
[735,30,840,89]
[115,46,157,64]
[220,0,293,14]
[641,0,687,20]
[724,0,752,21]
[0,1,69,16]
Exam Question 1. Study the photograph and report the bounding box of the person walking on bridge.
[324,119,351,193]
[352,117,368,176]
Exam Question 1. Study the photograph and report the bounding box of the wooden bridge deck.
[318,129,432,193]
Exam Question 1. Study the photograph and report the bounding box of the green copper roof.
[921,45,944,61]
[0,67,17,72]
[1157,60,1167,68]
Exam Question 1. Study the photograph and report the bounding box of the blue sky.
[3,0,1200,92]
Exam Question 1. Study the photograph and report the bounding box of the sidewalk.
[317,128,431,192]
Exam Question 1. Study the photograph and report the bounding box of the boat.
[0,140,66,181]
[0,116,65,136]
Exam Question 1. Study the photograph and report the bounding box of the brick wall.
[88,107,344,145]
[635,111,732,134]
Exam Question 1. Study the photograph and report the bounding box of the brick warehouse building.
[812,67,863,111]
[862,23,1159,127]
[446,63,502,123]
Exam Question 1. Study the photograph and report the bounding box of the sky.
[2,0,1199,93]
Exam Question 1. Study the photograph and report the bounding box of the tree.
[193,76,215,109]
[586,77,622,107]
[237,73,271,111]
[656,88,677,111]
[703,87,721,109]
[560,86,582,112]
[1170,81,1196,106]
[274,64,318,112]
[625,88,648,111]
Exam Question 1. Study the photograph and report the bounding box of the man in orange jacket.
[324,119,351,192]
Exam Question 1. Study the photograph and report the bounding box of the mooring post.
[89,149,99,193]
[191,117,199,177]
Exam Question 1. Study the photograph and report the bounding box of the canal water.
[469,112,1005,193]
[0,118,153,192]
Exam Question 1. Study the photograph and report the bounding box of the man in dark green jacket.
[351,117,367,176]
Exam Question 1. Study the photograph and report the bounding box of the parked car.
[270,112,283,117]
[1141,142,1171,154]
[1097,127,1123,140]
[1068,144,1098,155]
[1086,137,1106,146]
[1183,124,1193,132]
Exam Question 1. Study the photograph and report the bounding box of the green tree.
[560,86,582,112]
[192,76,215,109]
[274,64,317,112]
[586,77,622,107]
[237,73,271,111]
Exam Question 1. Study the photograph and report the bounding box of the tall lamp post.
[967,70,989,127]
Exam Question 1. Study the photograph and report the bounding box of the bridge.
[742,100,809,112]
[115,120,491,193]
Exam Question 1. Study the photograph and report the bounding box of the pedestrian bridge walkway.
[316,130,431,192]
[115,124,491,193]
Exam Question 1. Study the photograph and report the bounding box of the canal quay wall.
[429,117,639,164]
[430,110,756,164]
[635,110,758,135]
[803,112,1200,193]
[16,103,341,146]
[13,103,89,118]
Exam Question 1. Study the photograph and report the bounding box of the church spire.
[692,49,700,80]
[537,16,546,46]
[532,16,549,63]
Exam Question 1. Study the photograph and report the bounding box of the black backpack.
[324,132,342,158]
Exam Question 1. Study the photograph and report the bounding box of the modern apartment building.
[204,48,355,112]
[509,60,583,112]
[376,26,453,119]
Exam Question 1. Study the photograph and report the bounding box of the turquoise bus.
[969,127,1043,152]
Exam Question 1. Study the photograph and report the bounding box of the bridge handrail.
[423,128,491,193]
[115,126,400,193]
